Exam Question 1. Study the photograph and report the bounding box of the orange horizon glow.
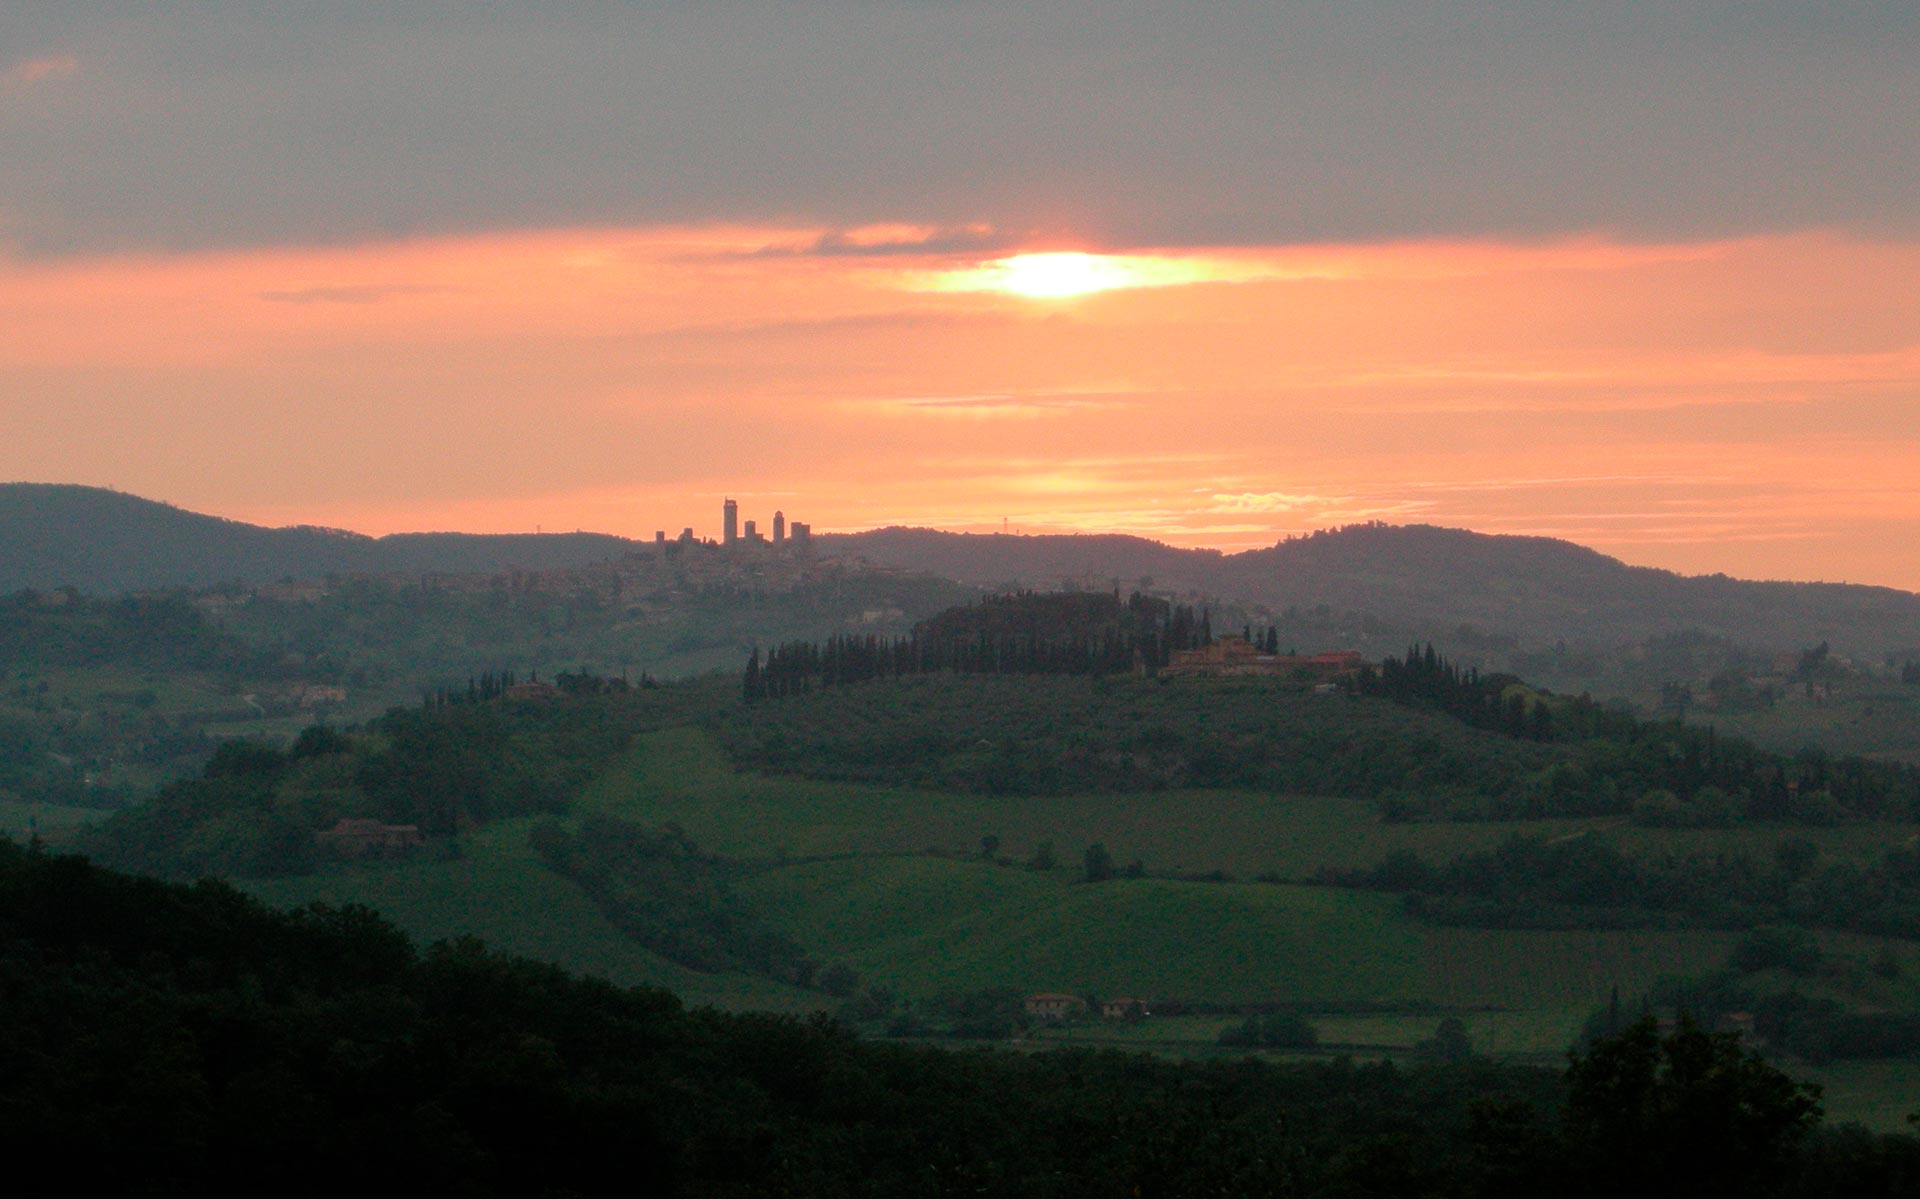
[4,222,1920,590]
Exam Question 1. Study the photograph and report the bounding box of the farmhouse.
[1024,992,1087,1020]
[255,580,330,603]
[1164,637,1368,679]
[316,818,424,856]
[294,684,348,708]
[503,680,561,701]
[1101,997,1150,1021]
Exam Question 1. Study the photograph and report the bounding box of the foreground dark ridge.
[5,838,1913,1198]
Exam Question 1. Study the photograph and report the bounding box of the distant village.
[654,497,814,553]
[201,497,854,615]
[176,498,1397,723]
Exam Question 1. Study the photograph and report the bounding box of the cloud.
[3,54,78,87]
[1208,492,1345,514]
[256,283,441,304]
[755,223,1008,259]
[865,391,1140,418]
[7,216,1920,587]
[2,7,1917,255]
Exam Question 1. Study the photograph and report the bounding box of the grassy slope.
[0,797,104,841]
[588,728,1909,875]
[741,857,1421,1004]
[244,818,820,1014]
[2,662,403,801]
[579,725,1920,1125]
[589,729,1742,1014]
[733,855,1738,1011]
[1707,682,1920,766]
[1797,1060,1920,1131]
[582,727,1586,875]
[239,721,1910,1127]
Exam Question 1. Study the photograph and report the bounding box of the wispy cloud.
[1207,492,1346,514]
[862,390,1141,419]
[741,223,1009,259]
[3,55,78,88]
[256,284,444,305]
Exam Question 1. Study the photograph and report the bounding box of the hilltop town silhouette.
[654,498,812,552]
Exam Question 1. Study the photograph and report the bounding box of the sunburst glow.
[991,252,1137,298]
[924,251,1226,298]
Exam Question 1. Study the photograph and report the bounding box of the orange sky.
[4,224,1919,588]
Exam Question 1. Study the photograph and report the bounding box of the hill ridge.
[0,483,635,593]
[8,484,1920,654]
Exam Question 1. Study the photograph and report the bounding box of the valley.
[9,496,1920,1140]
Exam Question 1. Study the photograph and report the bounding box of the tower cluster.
[653,498,811,549]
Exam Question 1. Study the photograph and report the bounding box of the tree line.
[1335,832,1920,943]
[1354,643,1556,741]
[529,815,861,993]
[744,591,1211,700]
[77,674,730,878]
[1359,645,1920,822]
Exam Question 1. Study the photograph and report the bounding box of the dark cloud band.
[2,3,1916,255]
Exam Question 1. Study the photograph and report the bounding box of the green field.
[3,662,401,802]
[583,727,1591,876]
[228,720,1918,1130]
[262,728,1741,1020]
[246,818,820,1014]
[1418,926,1737,1009]
[1797,1059,1920,1130]
[564,726,1853,1022]
[742,858,1423,1004]
[1605,820,1920,865]
[1045,1007,1589,1063]
[733,852,1737,1010]
[584,728,1908,876]
[1311,1009,1585,1058]
[0,797,103,841]
[1709,682,1920,766]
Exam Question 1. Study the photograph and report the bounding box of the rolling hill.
[0,484,635,593]
[827,523,1920,654]
[12,484,1920,659]
[1219,524,1920,653]
[818,526,1221,591]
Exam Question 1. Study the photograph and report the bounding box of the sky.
[4,4,1919,587]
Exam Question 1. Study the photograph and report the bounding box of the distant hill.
[827,523,1920,654]
[1221,523,1920,653]
[0,484,636,593]
[816,527,1222,591]
[12,485,1920,656]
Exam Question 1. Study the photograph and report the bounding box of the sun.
[915,250,1233,299]
[988,252,1137,299]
